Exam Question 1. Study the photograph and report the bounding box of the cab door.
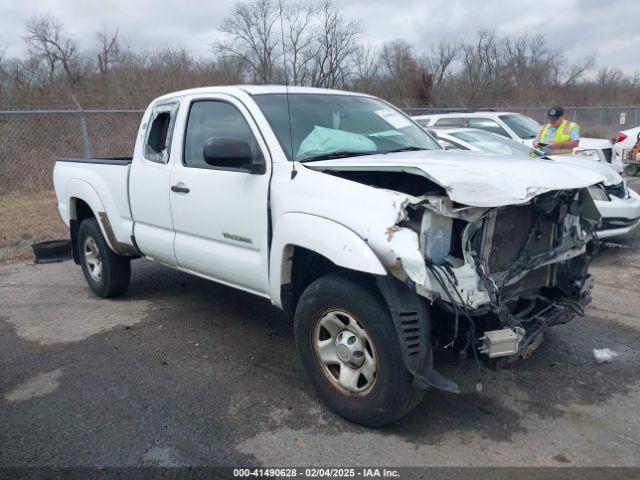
[169,95,271,295]
[129,102,179,265]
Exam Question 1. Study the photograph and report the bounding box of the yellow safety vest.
[537,120,578,154]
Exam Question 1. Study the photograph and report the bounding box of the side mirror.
[203,137,265,174]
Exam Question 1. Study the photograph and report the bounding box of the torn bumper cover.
[307,155,604,393]
[376,188,599,393]
[480,276,593,361]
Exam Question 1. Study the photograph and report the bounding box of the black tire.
[77,218,130,298]
[624,163,639,177]
[294,272,423,427]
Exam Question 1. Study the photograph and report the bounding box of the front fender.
[269,213,386,308]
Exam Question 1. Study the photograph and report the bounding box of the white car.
[428,127,640,239]
[612,126,640,175]
[413,112,621,172]
[53,86,605,426]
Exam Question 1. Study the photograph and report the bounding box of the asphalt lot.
[2,180,640,468]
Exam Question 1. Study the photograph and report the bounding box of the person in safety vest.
[533,106,580,155]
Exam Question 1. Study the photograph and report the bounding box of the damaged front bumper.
[480,274,592,361]
[376,188,599,394]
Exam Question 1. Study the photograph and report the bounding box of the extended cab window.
[468,117,509,137]
[144,103,178,163]
[183,100,258,169]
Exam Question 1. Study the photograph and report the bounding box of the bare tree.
[2,5,638,111]
[0,42,6,95]
[308,0,360,88]
[378,40,432,104]
[351,45,380,92]
[214,56,249,84]
[380,40,414,78]
[425,40,462,88]
[563,55,595,86]
[459,29,508,104]
[97,27,120,75]
[282,1,315,84]
[215,0,281,83]
[24,15,80,86]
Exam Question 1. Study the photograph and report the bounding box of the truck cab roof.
[153,85,371,104]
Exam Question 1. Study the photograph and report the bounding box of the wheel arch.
[269,213,386,314]
[66,180,122,262]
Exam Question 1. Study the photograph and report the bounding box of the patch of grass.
[0,191,69,264]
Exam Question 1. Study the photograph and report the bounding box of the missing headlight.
[420,211,452,266]
[588,185,609,202]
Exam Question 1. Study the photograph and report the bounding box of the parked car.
[413,111,621,172]
[429,127,640,239]
[612,126,640,174]
[54,86,605,427]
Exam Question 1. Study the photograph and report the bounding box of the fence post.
[78,111,92,159]
[68,91,92,159]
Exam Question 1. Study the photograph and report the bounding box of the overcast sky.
[1,0,639,74]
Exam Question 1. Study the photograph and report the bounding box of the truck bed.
[57,156,133,166]
[53,157,135,252]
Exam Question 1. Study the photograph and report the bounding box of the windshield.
[499,114,540,139]
[450,130,543,157]
[253,93,440,161]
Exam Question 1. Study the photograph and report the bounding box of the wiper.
[382,146,428,154]
[299,151,378,163]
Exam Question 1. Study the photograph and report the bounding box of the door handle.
[171,185,190,194]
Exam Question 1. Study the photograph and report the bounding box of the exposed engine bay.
[415,189,599,361]
[317,166,602,362]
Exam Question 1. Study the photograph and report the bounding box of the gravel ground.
[1,179,639,469]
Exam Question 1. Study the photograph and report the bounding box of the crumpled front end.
[306,155,604,367]
[383,187,600,361]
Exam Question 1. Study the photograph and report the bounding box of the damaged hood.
[546,154,622,186]
[304,150,606,207]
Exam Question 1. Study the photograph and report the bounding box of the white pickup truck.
[54,86,605,427]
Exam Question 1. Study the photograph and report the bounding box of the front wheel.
[294,272,423,427]
[78,218,131,298]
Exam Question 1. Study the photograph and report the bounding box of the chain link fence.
[0,109,143,262]
[1,105,639,263]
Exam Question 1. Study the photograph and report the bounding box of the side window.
[438,139,464,150]
[434,117,465,127]
[144,103,178,163]
[183,100,258,170]
[468,117,509,137]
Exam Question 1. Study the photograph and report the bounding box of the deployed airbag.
[297,126,376,158]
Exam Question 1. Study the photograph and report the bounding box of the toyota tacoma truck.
[54,86,605,427]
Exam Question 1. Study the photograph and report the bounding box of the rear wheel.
[78,218,130,298]
[294,272,423,427]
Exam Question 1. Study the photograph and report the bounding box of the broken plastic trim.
[376,274,460,394]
